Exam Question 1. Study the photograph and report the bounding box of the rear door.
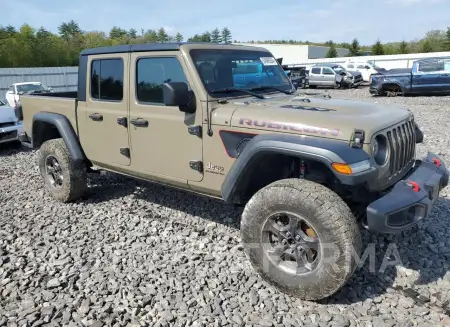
[321,67,336,86]
[79,54,131,166]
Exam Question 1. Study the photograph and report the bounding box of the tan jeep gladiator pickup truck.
[17,42,449,300]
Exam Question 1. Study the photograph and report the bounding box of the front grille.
[0,122,15,128]
[385,118,416,177]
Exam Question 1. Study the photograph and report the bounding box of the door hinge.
[120,147,130,157]
[188,125,202,138]
[189,160,203,172]
[117,117,127,127]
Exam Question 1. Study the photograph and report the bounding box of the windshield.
[189,49,292,98]
[332,65,346,74]
[16,83,47,93]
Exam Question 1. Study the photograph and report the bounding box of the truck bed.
[20,93,78,141]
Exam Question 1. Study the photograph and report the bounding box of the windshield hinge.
[188,125,202,138]
[351,129,365,148]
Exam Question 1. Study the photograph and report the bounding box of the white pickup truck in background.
[5,82,53,108]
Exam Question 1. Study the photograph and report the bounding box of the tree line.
[1,21,450,68]
[0,21,233,68]
[249,28,450,58]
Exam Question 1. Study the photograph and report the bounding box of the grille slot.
[384,118,416,178]
[0,122,15,129]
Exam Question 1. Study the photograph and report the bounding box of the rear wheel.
[39,138,87,202]
[240,178,361,300]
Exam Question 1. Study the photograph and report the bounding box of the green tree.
[398,41,409,54]
[157,28,169,42]
[175,32,183,42]
[372,40,385,55]
[127,28,137,39]
[444,27,450,51]
[349,38,360,56]
[325,42,338,58]
[211,28,221,43]
[420,39,433,52]
[221,27,232,43]
[58,20,81,40]
[109,26,127,39]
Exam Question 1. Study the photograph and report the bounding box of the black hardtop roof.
[80,42,257,56]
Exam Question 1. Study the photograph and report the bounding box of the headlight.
[372,135,389,166]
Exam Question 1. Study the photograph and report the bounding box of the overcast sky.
[3,0,449,45]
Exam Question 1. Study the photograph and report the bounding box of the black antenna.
[206,91,213,136]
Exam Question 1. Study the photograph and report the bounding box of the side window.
[357,64,365,69]
[417,60,443,73]
[90,58,124,101]
[347,64,354,68]
[322,68,334,75]
[311,67,321,74]
[136,57,188,104]
[443,60,450,72]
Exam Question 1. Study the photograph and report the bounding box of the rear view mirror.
[162,82,195,113]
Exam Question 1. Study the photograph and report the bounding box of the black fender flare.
[32,112,87,164]
[220,133,377,203]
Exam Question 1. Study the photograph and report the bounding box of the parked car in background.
[232,61,288,88]
[342,60,383,82]
[308,63,362,89]
[0,99,21,145]
[369,57,450,96]
[283,66,308,89]
[5,82,53,107]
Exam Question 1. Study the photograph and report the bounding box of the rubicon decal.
[238,118,340,136]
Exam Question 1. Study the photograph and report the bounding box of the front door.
[128,52,203,182]
[80,53,131,166]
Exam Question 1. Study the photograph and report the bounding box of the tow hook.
[406,181,420,193]
[432,158,441,167]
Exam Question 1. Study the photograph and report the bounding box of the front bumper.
[0,124,19,144]
[366,152,449,234]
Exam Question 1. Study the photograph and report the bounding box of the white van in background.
[341,60,385,82]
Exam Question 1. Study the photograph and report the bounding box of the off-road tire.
[240,178,362,300]
[38,138,87,203]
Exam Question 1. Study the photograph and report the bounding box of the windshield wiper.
[249,85,295,95]
[210,87,265,99]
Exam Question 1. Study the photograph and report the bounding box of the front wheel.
[240,178,361,300]
[38,138,88,203]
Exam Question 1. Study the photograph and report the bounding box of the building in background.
[234,43,350,65]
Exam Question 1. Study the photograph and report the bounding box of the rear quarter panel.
[20,95,77,138]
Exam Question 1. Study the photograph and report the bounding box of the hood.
[347,71,362,77]
[0,105,18,123]
[225,93,411,142]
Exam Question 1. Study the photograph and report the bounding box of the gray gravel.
[1,87,450,327]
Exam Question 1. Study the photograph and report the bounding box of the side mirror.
[162,82,195,113]
[18,91,24,95]
[365,66,371,69]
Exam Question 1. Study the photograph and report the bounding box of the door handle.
[130,118,148,127]
[89,113,103,121]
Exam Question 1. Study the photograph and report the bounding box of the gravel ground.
[1,87,450,327]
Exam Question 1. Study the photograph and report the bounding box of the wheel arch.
[32,112,87,164]
[221,133,376,204]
